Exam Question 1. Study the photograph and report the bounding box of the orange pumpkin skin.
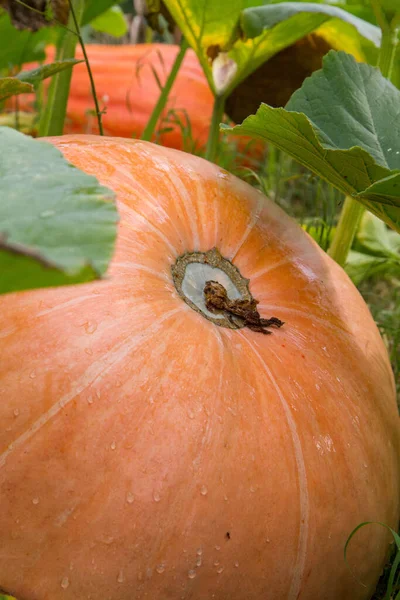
[19,44,213,148]
[0,135,399,600]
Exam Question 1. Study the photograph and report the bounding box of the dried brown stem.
[204,280,284,335]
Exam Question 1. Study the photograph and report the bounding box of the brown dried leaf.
[0,0,69,31]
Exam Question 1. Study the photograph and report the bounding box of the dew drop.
[196,548,203,556]
[85,348,93,356]
[250,485,256,493]
[32,497,39,505]
[213,560,220,567]
[110,441,116,451]
[29,371,36,379]
[188,569,196,579]
[153,491,161,502]
[156,563,165,574]
[87,396,94,405]
[61,576,69,589]
[200,485,208,496]
[216,566,224,574]
[196,557,202,567]
[13,408,20,417]
[96,390,101,399]
[215,545,221,551]
[234,561,239,568]
[117,570,125,583]
[126,492,134,504]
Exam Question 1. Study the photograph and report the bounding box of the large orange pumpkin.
[17,44,214,149]
[0,135,399,600]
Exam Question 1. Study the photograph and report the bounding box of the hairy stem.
[39,0,85,137]
[328,196,363,267]
[141,38,189,142]
[205,94,225,163]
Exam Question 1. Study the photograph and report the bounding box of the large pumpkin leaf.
[223,51,400,232]
[0,127,118,295]
[163,0,380,96]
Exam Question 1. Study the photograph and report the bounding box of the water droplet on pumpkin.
[87,396,93,405]
[213,560,220,567]
[153,491,161,502]
[196,548,203,556]
[117,570,124,583]
[250,485,256,493]
[156,563,165,574]
[85,348,93,356]
[188,570,196,579]
[110,441,116,451]
[29,371,36,379]
[224,495,228,501]
[234,561,239,568]
[187,409,195,419]
[200,485,208,496]
[61,576,69,589]
[196,557,202,567]
[216,566,224,574]
[13,408,20,417]
[126,492,134,504]
[40,210,55,218]
[84,321,97,334]
[215,545,221,551]
[32,497,39,505]
[96,390,101,399]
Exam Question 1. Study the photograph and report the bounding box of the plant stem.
[141,38,189,142]
[68,0,104,135]
[205,94,225,163]
[328,196,364,267]
[39,0,85,137]
[377,25,398,80]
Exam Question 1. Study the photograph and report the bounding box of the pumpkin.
[17,44,214,149]
[0,135,399,600]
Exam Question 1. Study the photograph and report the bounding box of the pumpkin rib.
[0,305,184,471]
[238,330,310,600]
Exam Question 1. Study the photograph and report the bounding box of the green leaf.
[16,59,84,87]
[163,0,380,96]
[223,51,400,232]
[82,0,123,26]
[241,2,380,46]
[0,127,118,295]
[345,249,398,284]
[0,78,33,101]
[355,211,400,257]
[0,10,53,70]
[90,6,128,37]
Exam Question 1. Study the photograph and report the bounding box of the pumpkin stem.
[204,280,284,334]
